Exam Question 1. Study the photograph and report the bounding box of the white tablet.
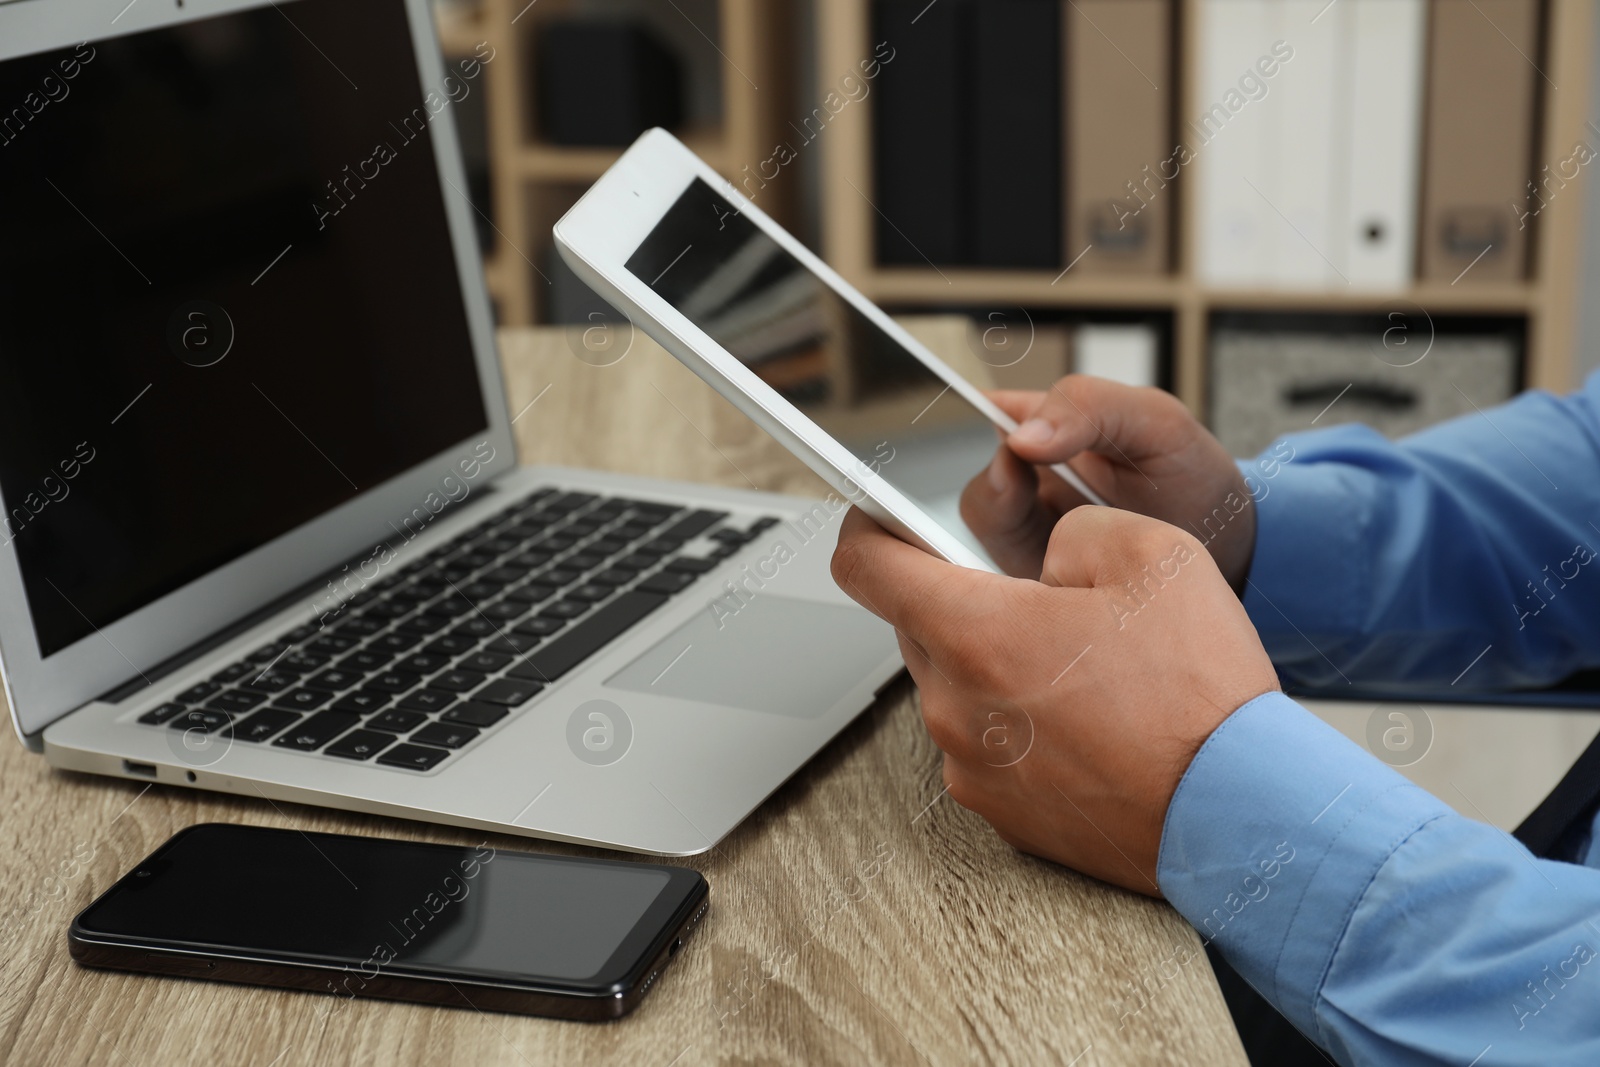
[553,128,1105,571]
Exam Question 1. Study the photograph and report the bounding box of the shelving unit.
[431,0,798,326]
[815,0,1595,414]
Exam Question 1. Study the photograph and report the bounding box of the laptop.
[0,0,901,855]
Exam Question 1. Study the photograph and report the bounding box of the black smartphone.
[69,824,708,1020]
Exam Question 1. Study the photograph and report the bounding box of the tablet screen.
[627,178,998,564]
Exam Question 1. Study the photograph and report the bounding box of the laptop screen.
[0,0,489,657]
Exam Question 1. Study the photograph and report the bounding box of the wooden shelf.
[816,0,1594,412]
[515,128,728,182]
[864,269,1182,308]
[432,2,485,55]
[865,269,1537,315]
[462,0,796,326]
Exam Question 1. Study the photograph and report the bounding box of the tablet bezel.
[554,128,1014,572]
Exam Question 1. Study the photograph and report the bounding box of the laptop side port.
[122,760,157,778]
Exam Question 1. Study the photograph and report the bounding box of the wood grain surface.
[0,325,1246,1066]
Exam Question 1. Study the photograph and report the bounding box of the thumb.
[1006,375,1191,470]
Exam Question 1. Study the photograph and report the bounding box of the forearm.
[1238,373,1600,690]
[1159,694,1600,1066]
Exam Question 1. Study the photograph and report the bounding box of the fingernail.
[1012,418,1053,447]
[987,450,1010,492]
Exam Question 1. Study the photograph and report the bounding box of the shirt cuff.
[1236,451,1369,656]
[1156,691,1454,1043]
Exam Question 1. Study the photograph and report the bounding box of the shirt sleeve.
[1158,692,1600,1067]
[1235,369,1600,691]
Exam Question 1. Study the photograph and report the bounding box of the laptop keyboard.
[136,489,781,772]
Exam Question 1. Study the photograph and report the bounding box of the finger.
[1038,505,1192,590]
[830,507,992,652]
[957,444,1057,579]
[986,389,1046,424]
[1006,375,1190,471]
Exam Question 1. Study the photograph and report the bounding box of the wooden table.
[0,325,1247,1065]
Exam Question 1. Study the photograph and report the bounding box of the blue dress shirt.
[1157,370,1600,1065]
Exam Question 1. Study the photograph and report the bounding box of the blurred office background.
[432,0,1598,452]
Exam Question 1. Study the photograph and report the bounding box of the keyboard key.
[305,669,362,692]
[377,744,451,772]
[473,678,545,707]
[538,601,589,621]
[368,709,428,733]
[171,708,232,733]
[423,635,480,657]
[510,592,668,682]
[564,553,605,571]
[233,709,299,743]
[545,491,598,512]
[589,537,630,556]
[591,567,638,587]
[508,551,553,569]
[483,566,527,584]
[248,641,292,663]
[643,537,685,555]
[513,617,565,638]
[411,722,480,750]
[750,516,781,533]
[429,670,486,693]
[284,624,319,642]
[240,670,297,693]
[308,635,358,655]
[424,594,478,619]
[395,654,449,675]
[397,615,449,636]
[332,616,386,637]
[138,702,187,725]
[535,567,581,587]
[272,710,361,751]
[505,582,556,605]
[451,618,499,639]
[441,701,510,728]
[459,581,501,601]
[364,600,412,621]
[398,689,456,714]
[711,528,754,546]
[206,689,267,714]
[176,680,222,703]
[638,570,697,594]
[371,631,422,653]
[483,633,544,655]
[280,651,332,672]
[338,649,394,672]
[274,688,333,712]
[566,584,613,603]
[456,651,512,673]
[333,690,392,715]
[326,729,395,761]
[665,557,718,575]
[482,601,529,622]
[661,509,729,542]
[364,672,419,695]
[209,663,253,684]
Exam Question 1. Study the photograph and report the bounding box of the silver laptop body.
[0,0,900,855]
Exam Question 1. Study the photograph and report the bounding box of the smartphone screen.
[73,825,703,996]
[626,178,999,565]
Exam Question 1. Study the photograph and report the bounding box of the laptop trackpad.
[605,595,894,718]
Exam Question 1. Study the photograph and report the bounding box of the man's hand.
[959,376,1257,593]
[832,505,1279,896]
